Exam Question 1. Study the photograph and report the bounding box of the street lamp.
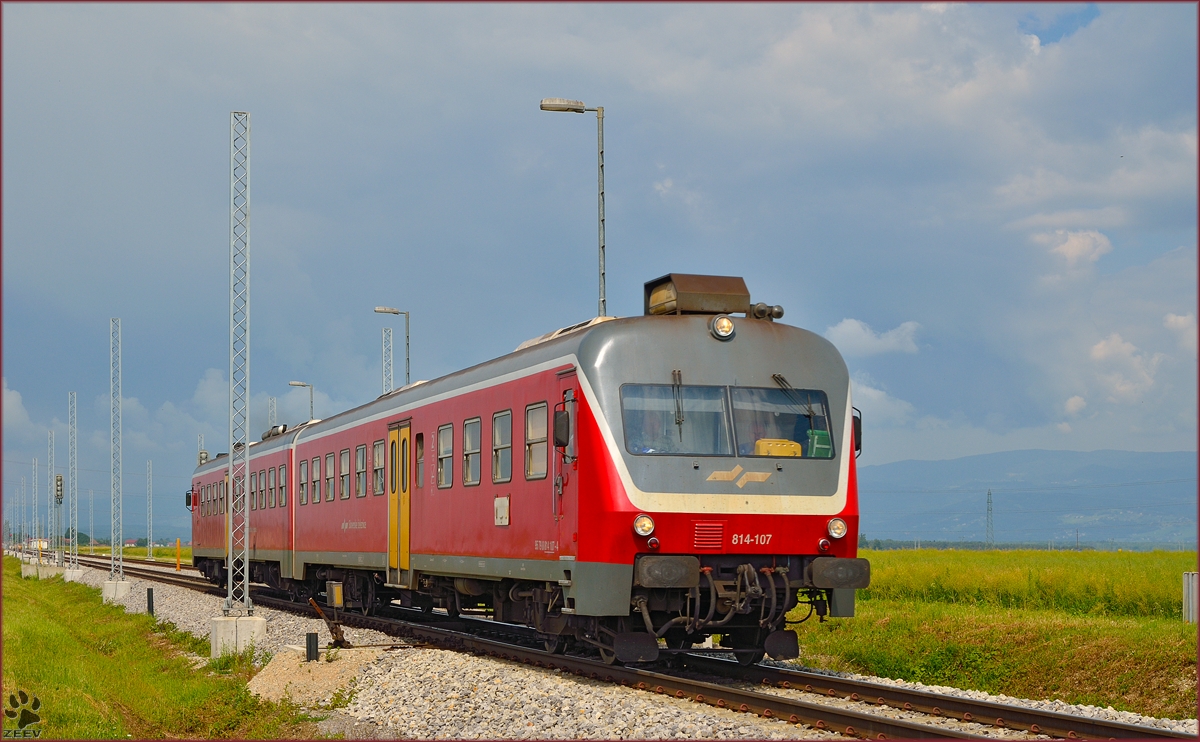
[374,307,410,389]
[288,381,314,422]
[540,97,606,317]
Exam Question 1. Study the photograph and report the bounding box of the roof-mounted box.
[644,274,751,316]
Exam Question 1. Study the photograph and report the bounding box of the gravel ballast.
[65,564,1198,739]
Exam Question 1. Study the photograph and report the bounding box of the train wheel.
[543,635,567,654]
[359,577,376,616]
[737,649,766,666]
[597,644,619,665]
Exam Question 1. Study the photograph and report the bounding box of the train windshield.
[731,387,834,458]
[621,385,732,456]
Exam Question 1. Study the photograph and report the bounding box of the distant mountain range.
[856,450,1197,547]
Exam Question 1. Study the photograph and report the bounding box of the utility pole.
[986,489,994,549]
[1076,528,1080,551]
[19,477,25,552]
[267,397,276,428]
[89,489,94,555]
[146,460,154,560]
[226,111,252,615]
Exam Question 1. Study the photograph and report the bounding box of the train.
[189,273,871,664]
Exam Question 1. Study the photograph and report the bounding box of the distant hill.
[856,450,1197,547]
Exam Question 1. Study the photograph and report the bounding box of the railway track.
[70,556,1192,740]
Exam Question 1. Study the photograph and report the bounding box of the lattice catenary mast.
[69,392,79,569]
[47,431,56,555]
[268,397,277,428]
[382,327,394,394]
[31,458,38,553]
[110,317,124,580]
[985,489,994,548]
[226,111,253,615]
[146,460,154,560]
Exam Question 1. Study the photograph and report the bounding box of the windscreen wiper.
[672,369,685,441]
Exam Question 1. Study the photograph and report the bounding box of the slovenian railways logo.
[3,690,42,738]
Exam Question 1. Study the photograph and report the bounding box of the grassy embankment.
[1,556,316,738]
[79,546,193,562]
[791,549,1197,719]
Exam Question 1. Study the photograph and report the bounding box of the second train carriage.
[189,274,871,663]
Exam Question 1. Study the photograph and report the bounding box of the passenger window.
[374,440,385,495]
[325,453,335,501]
[269,467,276,508]
[525,403,548,480]
[279,464,287,507]
[415,434,424,488]
[259,469,267,510]
[401,436,409,494]
[356,445,367,497]
[340,449,351,499]
[299,460,309,505]
[437,424,453,488]
[492,410,512,484]
[311,457,321,504]
[250,471,257,510]
[463,418,481,486]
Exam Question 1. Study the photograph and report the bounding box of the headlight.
[827,518,848,539]
[710,315,735,340]
[633,514,655,537]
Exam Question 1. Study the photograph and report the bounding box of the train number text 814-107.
[730,533,772,546]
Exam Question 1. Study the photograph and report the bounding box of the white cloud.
[1007,206,1128,231]
[850,373,916,427]
[1164,313,1197,355]
[826,319,920,357]
[1056,422,1071,433]
[1032,229,1113,267]
[1064,395,1086,415]
[2,378,42,445]
[1089,333,1164,402]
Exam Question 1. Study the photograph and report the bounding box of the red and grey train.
[189,274,870,664]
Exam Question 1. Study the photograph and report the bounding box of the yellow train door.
[388,423,412,573]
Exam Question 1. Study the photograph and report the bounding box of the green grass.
[84,546,193,562]
[859,548,1197,617]
[2,556,317,738]
[792,549,1198,719]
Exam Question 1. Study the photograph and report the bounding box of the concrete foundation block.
[63,569,87,583]
[37,565,65,579]
[20,563,38,579]
[102,580,131,602]
[210,615,268,658]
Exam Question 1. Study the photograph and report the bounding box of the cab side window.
[525,403,548,480]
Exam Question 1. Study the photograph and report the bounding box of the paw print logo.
[4,690,41,729]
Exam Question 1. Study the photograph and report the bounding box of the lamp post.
[288,381,314,422]
[374,307,410,388]
[540,97,605,317]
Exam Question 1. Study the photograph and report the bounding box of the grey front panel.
[576,316,849,497]
[566,561,634,616]
[829,588,856,617]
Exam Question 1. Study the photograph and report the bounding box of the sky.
[3,3,1196,542]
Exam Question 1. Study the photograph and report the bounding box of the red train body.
[190,274,871,663]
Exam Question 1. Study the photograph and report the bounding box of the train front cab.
[561,275,871,664]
